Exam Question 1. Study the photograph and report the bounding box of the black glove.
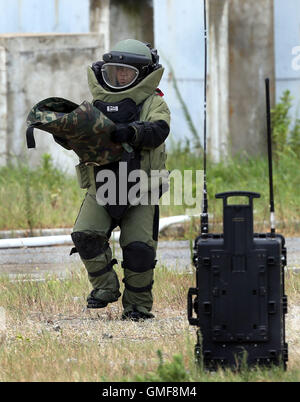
[128,120,170,149]
[110,123,135,143]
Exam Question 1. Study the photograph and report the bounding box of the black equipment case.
[188,191,288,369]
[187,0,288,370]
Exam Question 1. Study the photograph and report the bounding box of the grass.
[0,154,82,231]
[0,264,299,382]
[0,146,299,237]
[161,141,300,236]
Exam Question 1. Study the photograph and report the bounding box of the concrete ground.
[0,237,299,280]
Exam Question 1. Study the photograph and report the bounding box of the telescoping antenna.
[201,0,209,236]
[265,78,276,236]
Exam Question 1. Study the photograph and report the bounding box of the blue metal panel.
[274,0,300,121]
[0,0,90,33]
[153,0,205,145]
[57,0,90,33]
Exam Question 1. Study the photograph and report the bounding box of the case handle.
[215,191,260,206]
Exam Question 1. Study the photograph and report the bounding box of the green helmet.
[26,97,124,165]
[112,39,152,59]
[101,39,160,90]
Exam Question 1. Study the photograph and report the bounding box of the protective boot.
[85,258,121,308]
[87,288,121,309]
[121,304,154,321]
[121,255,156,320]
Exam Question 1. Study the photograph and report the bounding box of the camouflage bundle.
[26,97,123,165]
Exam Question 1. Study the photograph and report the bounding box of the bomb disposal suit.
[26,39,170,320]
[72,39,170,321]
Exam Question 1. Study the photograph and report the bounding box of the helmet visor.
[101,63,139,89]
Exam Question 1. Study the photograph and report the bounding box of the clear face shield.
[101,63,139,90]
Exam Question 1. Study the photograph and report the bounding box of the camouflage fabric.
[26,97,123,165]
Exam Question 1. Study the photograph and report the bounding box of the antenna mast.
[201,0,209,235]
[265,78,276,236]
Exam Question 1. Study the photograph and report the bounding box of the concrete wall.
[90,0,153,50]
[154,0,275,160]
[109,0,153,47]
[206,0,229,160]
[207,0,275,160]
[0,0,153,173]
[0,46,8,166]
[228,0,275,157]
[90,0,111,52]
[0,33,104,173]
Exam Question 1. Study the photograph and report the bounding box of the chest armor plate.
[93,98,142,124]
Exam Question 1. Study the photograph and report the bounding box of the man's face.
[116,66,137,86]
[101,63,139,89]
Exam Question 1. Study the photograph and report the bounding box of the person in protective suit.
[72,39,170,321]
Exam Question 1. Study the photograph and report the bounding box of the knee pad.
[122,241,156,273]
[71,231,108,260]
